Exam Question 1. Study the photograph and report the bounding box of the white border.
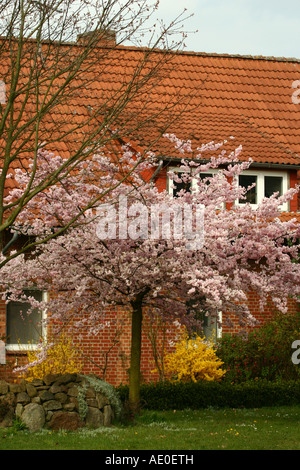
[235,169,289,211]
[5,291,48,351]
[167,167,219,196]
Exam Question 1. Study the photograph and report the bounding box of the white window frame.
[236,169,289,211]
[5,290,48,351]
[190,311,222,343]
[167,166,192,196]
[191,169,220,194]
[168,167,290,211]
[167,167,220,196]
[203,311,222,341]
[0,80,6,104]
[168,168,226,213]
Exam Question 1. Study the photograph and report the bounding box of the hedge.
[116,380,300,410]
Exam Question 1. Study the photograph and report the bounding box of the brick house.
[1,35,300,385]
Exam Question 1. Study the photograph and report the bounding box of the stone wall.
[0,373,120,431]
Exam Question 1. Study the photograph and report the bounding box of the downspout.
[1,225,58,256]
[149,159,164,186]
[2,231,19,256]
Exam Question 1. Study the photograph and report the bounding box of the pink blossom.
[1,135,299,373]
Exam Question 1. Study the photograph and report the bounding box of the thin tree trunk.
[128,296,143,414]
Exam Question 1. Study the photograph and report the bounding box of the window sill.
[5,345,39,353]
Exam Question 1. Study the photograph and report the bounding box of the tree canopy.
[2,135,299,411]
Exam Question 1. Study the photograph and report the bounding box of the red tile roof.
[2,41,300,210]
[1,39,300,238]
[3,40,300,168]
[113,48,300,167]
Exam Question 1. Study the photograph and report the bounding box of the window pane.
[203,314,217,341]
[188,306,217,341]
[264,176,282,198]
[198,173,213,190]
[6,290,43,345]
[239,175,257,204]
[172,179,191,197]
[199,173,213,182]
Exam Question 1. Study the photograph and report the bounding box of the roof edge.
[120,45,300,63]
[1,35,299,63]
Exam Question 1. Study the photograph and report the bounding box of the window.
[237,170,288,210]
[264,176,283,198]
[199,173,213,181]
[172,179,192,198]
[0,341,5,365]
[202,314,219,340]
[168,168,217,197]
[168,168,289,210]
[197,311,222,341]
[239,174,257,204]
[167,168,192,197]
[187,297,222,341]
[6,290,47,350]
[189,312,222,341]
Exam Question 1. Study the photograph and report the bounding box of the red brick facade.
[0,303,178,385]
[1,292,299,385]
[221,294,300,336]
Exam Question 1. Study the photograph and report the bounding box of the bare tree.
[0,0,190,264]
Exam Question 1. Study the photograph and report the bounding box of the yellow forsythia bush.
[164,333,226,383]
[23,334,83,381]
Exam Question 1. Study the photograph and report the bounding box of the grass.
[1,405,300,450]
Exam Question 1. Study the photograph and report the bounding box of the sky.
[148,0,300,59]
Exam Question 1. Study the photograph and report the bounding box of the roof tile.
[2,44,300,207]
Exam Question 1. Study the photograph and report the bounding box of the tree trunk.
[128,297,143,414]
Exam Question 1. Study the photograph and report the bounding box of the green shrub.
[215,311,300,383]
[116,379,300,410]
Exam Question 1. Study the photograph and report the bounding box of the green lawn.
[1,406,300,450]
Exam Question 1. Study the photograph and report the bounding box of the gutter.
[159,156,300,170]
[243,162,300,170]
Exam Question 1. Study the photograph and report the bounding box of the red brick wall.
[290,170,299,212]
[1,294,299,385]
[0,300,177,386]
[222,293,300,335]
[0,351,28,383]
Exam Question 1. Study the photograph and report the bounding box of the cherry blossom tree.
[1,135,300,413]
